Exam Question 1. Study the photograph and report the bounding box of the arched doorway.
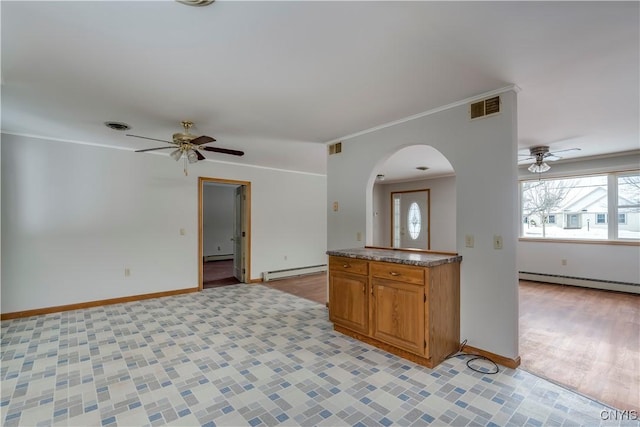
[369,145,456,252]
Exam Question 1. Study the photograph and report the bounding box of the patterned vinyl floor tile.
[1,284,637,426]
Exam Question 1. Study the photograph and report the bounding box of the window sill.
[519,238,640,246]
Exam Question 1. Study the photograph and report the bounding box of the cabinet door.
[329,271,368,334]
[371,278,425,356]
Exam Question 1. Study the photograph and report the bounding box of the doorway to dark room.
[198,178,251,289]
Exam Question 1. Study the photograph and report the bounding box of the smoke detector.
[104,121,131,131]
[176,0,215,6]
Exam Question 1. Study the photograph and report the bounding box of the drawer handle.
[343,264,350,268]
[389,272,400,276]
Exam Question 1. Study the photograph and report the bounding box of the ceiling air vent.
[328,142,342,155]
[470,96,500,120]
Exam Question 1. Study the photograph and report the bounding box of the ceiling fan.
[127,120,244,175]
[519,145,581,173]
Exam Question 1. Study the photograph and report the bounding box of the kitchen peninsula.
[326,247,462,369]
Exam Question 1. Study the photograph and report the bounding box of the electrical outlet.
[332,201,339,212]
[180,228,186,236]
[356,232,362,241]
[493,235,503,250]
[465,234,474,248]
[561,259,567,266]
[124,267,131,277]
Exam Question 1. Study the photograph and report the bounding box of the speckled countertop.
[326,247,462,268]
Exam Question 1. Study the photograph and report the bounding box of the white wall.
[202,184,235,257]
[517,152,640,289]
[328,89,519,359]
[1,134,327,313]
[518,241,639,286]
[373,175,456,252]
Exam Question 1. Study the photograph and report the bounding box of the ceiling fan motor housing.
[530,145,549,161]
[173,132,195,143]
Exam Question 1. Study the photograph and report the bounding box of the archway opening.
[368,145,456,252]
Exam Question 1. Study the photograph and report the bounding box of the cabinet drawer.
[330,256,369,275]
[371,262,424,285]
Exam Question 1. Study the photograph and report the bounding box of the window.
[407,202,421,240]
[521,171,640,241]
[393,197,401,247]
[617,173,640,239]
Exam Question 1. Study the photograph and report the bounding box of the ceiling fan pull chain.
[184,156,188,176]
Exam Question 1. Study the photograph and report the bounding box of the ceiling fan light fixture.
[187,150,198,164]
[170,149,182,161]
[528,162,550,173]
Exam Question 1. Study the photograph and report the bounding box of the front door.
[392,190,430,250]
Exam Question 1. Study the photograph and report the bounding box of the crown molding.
[325,84,521,145]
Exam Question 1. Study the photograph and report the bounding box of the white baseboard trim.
[204,254,234,262]
[519,272,639,294]
[263,265,327,282]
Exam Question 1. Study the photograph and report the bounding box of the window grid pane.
[521,175,608,240]
[617,173,640,239]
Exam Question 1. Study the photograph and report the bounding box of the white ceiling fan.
[519,145,581,173]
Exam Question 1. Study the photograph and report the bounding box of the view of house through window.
[520,171,640,240]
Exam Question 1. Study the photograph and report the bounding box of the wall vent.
[328,142,342,155]
[470,96,500,120]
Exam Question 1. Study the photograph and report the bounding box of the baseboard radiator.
[263,264,327,282]
[519,271,640,294]
[203,254,234,262]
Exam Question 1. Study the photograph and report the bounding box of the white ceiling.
[2,1,638,181]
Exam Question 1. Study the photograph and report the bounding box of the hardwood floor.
[519,280,639,412]
[263,273,639,411]
[262,273,328,305]
[203,260,239,288]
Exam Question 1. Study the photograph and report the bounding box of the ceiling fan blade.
[190,135,216,145]
[518,156,534,163]
[135,146,174,152]
[546,155,562,161]
[550,147,581,154]
[194,149,206,161]
[127,134,176,144]
[201,146,245,156]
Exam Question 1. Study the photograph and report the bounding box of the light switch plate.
[465,234,474,248]
[493,235,503,249]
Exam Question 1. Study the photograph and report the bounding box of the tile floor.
[1,284,635,426]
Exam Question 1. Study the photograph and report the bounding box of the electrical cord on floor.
[445,339,500,375]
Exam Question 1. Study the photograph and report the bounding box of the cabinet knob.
[343,264,350,268]
[389,272,400,276]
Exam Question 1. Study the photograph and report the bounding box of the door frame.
[390,189,431,250]
[198,177,252,290]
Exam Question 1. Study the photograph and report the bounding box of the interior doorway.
[198,177,251,290]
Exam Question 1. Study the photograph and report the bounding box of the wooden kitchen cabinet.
[371,276,425,356]
[328,256,369,335]
[327,248,461,369]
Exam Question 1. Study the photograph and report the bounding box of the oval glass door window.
[407,202,421,239]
